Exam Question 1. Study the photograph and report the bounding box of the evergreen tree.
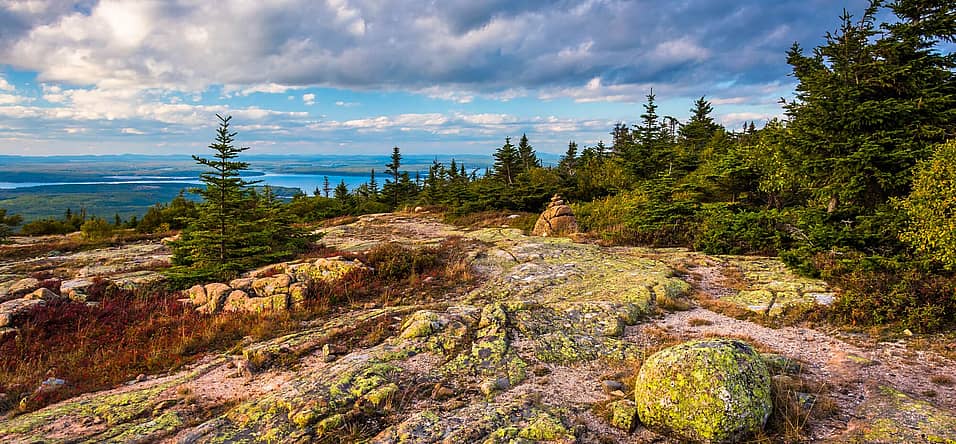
[493,137,521,185]
[383,146,403,206]
[517,133,540,172]
[167,115,290,284]
[678,97,721,170]
[785,2,955,213]
[369,169,379,197]
[322,176,331,198]
[559,140,578,176]
[334,180,350,202]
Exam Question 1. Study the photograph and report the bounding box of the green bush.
[80,217,114,241]
[692,204,788,255]
[899,139,956,270]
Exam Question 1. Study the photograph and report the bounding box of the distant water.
[0,172,374,195]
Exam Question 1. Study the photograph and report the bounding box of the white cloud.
[121,127,145,135]
[334,100,358,107]
[0,76,13,91]
[303,93,316,105]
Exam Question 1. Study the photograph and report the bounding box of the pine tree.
[677,97,722,172]
[334,180,349,201]
[785,2,955,213]
[559,140,578,176]
[517,133,540,172]
[369,169,379,197]
[167,115,269,284]
[383,146,403,206]
[493,137,521,185]
[322,176,331,198]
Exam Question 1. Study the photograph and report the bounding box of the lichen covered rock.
[634,338,772,443]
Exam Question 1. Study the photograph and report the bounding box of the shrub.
[80,217,114,241]
[693,204,788,255]
[899,139,956,270]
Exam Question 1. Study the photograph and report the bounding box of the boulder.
[187,284,207,306]
[289,282,309,308]
[229,278,254,292]
[23,288,60,301]
[293,257,368,283]
[7,278,41,298]
[252,274,293,297]
[245,294,289,312]
[531,194,578,237]
[61,279,93,301]
[223,290,250,312]
[202,283,232,314]
[634,338,772,443]
[0,298,44,328]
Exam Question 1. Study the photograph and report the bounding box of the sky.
[0,0,873,156]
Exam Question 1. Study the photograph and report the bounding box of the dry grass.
[0,239,479,414]
[688,317,714,327]
[656,294,694,312]
[930,374,954,386]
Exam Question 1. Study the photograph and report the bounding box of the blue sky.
[0,0,872,156]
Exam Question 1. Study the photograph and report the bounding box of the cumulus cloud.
[0,0,869,98]
[302,93,316,105]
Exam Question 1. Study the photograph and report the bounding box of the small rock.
[136,373,147,383]
[606,399,639,432]
[431,383,456,400]
[37,377,66,392]
[610,390,626,398]
[602,380,625,393]
[23,287,59,301]
[903,328,913,337]
[321,343,336,362]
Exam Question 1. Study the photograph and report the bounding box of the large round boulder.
[634,338,772,443]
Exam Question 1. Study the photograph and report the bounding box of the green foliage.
[137,193,198,233]
[493,137,521,186]
[899,139,956,270]
[0,208,22,242]
[166,115,308,287]
[693,205,788,255]
[80,217,114,241]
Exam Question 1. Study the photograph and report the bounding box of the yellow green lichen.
[634,338,772,443]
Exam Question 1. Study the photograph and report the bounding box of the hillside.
[1,214,953,443]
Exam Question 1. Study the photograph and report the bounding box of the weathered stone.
[7,278,40,298]
[229,278,254,292]
[245,294,289,312]
[531,194,579,237]
[186,284,207,306]
[23,287,59,301]
[607,399,639,432]
[400,310,441,339]
[289,282,309,308]
[635,338,772,443]
[0,298,44,328]
[61,279,92,301]
[252,274,293,297]
[834,386,956,444]
[202,283,232,313]
[222,290,250,313]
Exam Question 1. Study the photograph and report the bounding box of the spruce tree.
[383,146,403,206]
[167,115,264,284]
[0,208,22,243]
[785,2,955,213]
[517,133,541,172]
[493,137,521,185]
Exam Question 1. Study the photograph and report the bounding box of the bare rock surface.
[0,214,953,443]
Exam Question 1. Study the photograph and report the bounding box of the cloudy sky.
[0,0,871,156]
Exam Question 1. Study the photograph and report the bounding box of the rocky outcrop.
[634,338,773,443]
[531,194,578,237]
[185,257,370,314]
